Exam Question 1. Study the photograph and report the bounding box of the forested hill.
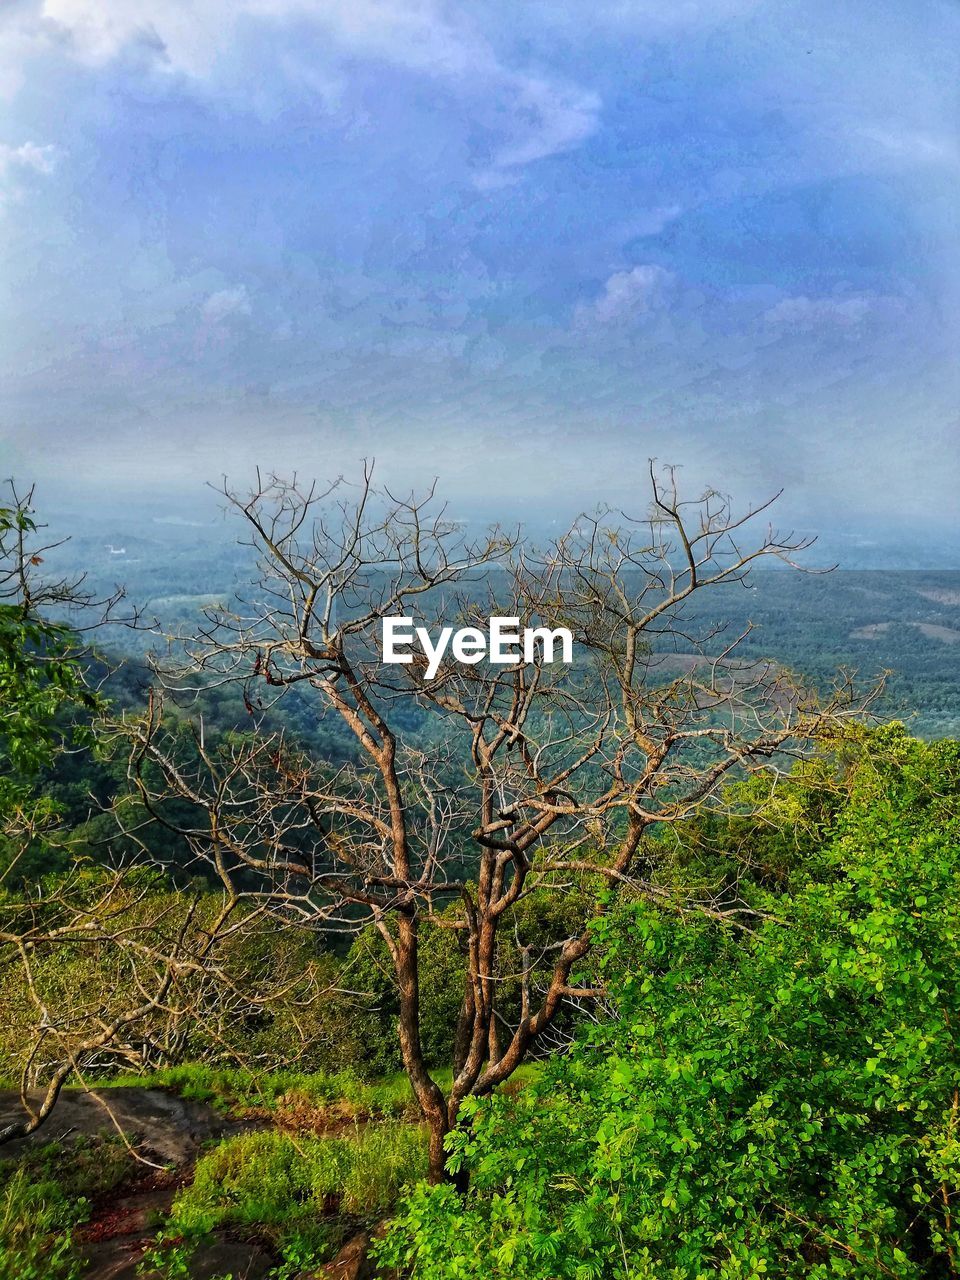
[655,568,960,739]
[46,509,960,740]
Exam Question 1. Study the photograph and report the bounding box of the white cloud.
[30,0,761,75]
[856,126,960,170]
[33,1,222,76]
[0,139,59,207]
[0,140,58,177]
[476,73,600,188]
[575,264,674,327]
[764,294,873,332]
[202,285,253,323]
[20,1,600,182]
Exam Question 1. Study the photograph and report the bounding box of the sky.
[0,0,958,549]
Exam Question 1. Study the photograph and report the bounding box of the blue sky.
[1,0,958,541]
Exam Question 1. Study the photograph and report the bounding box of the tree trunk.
[426,1111,451,1184]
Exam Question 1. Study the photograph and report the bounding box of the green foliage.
[346,910,468,1075]
[0,492,104,884]
[0,499,94,776]
[0,1136,131,1280]
[381,728,960,1278]
[338,1119,431,1213]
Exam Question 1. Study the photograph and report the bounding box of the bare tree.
[0,483,256,1148]
[120,462,870,1180]
[0,870,225,1145]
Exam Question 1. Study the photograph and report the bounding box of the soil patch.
[1,1087,274,1279]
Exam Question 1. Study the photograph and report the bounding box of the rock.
[0,1086,245,1165]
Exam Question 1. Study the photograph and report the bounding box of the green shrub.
[380,730,960,1278]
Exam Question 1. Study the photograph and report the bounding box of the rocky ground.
[0,1088,377,1279]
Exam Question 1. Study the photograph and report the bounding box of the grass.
[96,1063,419,1120]
[4,1064,542,1277]
[96,1059,542,1119]
[134,1062,541,1275]
[0,1135,131,1280]
[149,1121,429,1275]
[0,1168,80,1280]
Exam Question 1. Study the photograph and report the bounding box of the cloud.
[855,126,960,170]
[0,139,58,177]
[21,1,600,182]
[0,139,58,206]
[202,285,253,324]
[764,294,874,332]
[32,0,761,74]
[574,264,674,327]
[30,1,222,76]
[475,73,600,189]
